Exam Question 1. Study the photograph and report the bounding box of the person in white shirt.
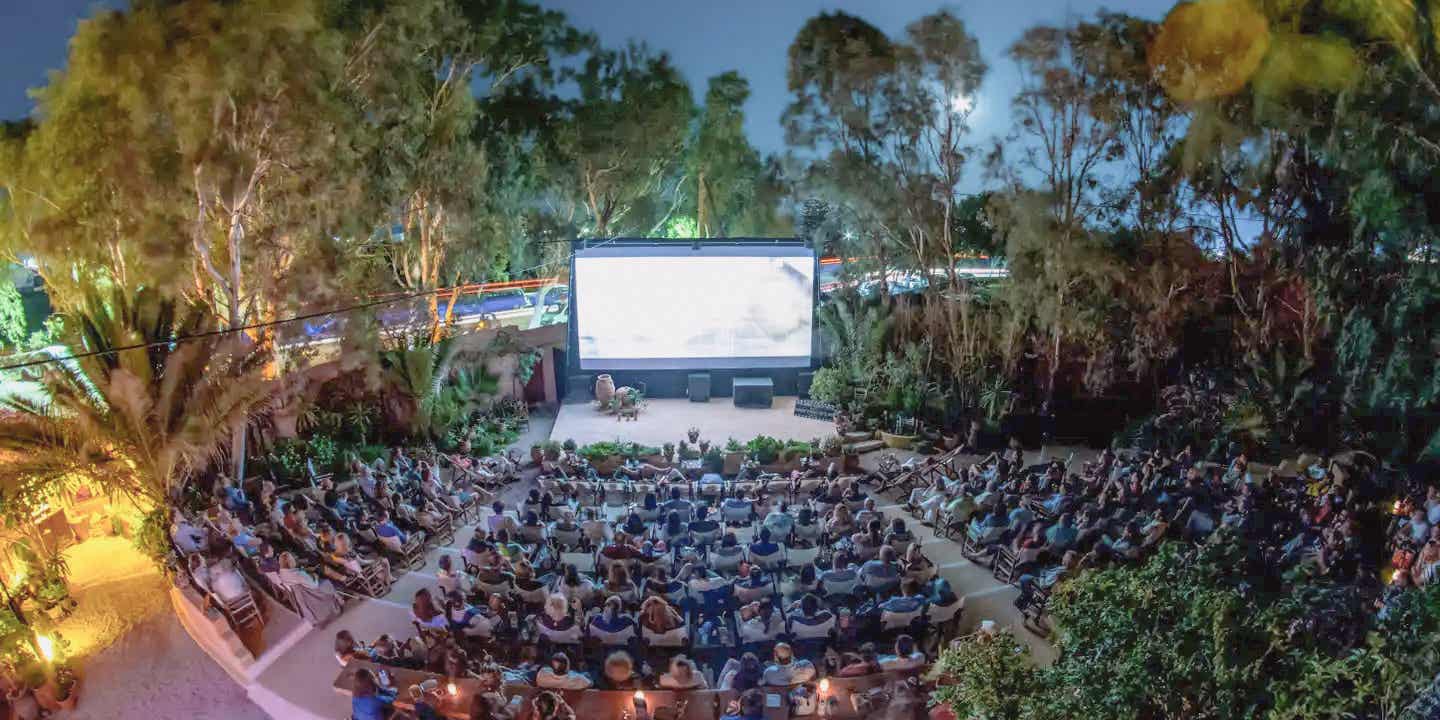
[536,653,593,690]
[878,635,926,671]
[485,501,519,535]
[738,602,784,644]
[207,558,250,603]
[761,643,816,686]
[658,656,708,689]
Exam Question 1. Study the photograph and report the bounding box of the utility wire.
[0,234,617,373]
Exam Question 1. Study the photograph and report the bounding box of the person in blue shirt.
[878,578,926,614]
[661,487,693,519]
[749,527,781,558]
[859,546,901,592]
[375,510,408,544]
[1044,513,1079,552]
[588,595,637,636]
[350,667,397,720]
[763,503,795,540]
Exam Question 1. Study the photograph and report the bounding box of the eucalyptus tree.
[988,23,1123,403]
[686,72,764,237]
[553,44,695,237]
[344,0,586,330]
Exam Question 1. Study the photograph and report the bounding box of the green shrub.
[745,435,785,464]
[808,366,847,406]
[270,439,306,480]
[132,506,172,570]
[308,435,338,471]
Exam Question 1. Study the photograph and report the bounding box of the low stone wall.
[168,584,255,684]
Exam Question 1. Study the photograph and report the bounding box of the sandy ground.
[56,612,270,720]
[44,536,271,720]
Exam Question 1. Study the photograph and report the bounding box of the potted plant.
[530,443,545,466]
[820,435,843,457]
[662,442,676,463]
[686,427,701,443]
[698,439,710,455]
[47,665,79,711]
[701,447,724,474]
[542,441,562,462]
[562,438,577,453]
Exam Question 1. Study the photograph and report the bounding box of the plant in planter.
[51,664,79,709]
[820,435,843,457]
[746,435,784,465]
[662,442,675,462]
[530,443,545,465]
[686,427,701,443]
[725,438,742,452]
[701,447,724,474]
[678,440,699,461]
[562,438,578,453]
[542,441,562,462]
[698,439,710,455]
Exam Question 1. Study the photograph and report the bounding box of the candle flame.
[448,682,458,696]
[634,691,645,703]
[819,678,830,693]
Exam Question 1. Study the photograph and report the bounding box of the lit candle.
[633,690,646,709]
[448,682,458,697]
[818,678,829,694]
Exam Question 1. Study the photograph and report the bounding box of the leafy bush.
[932,535,1440,719]
[308,435,338,471]
[807,366,846,407]
[745,435,785,464]
[132,505,172,570]
[701,447,724,473]
[270,439,306,480]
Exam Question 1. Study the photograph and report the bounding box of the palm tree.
[378,330,500,442]
[0,288,280,508]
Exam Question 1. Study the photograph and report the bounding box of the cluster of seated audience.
[899,439,1403,620]
[333,472,956,719]
[168,446,509,628]
[1383,484,1440,611]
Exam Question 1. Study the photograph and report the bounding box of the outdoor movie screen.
[574,245,815,370]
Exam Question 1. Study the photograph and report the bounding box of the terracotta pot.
[616,386,638,408]
[594,375,615,406]
[530,447,544,465]
[723,452,745,476]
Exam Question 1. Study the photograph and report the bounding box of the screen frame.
[567,238,818,374]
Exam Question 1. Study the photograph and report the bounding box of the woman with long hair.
[412,588,447,631]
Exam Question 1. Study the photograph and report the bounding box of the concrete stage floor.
[550,396,834,446]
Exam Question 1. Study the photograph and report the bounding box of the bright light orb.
[36,634,54,662]
[950,94,974,114]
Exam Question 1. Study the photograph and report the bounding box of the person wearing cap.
[761,642,816,685]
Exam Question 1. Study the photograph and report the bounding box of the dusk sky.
[5,1,1172,155]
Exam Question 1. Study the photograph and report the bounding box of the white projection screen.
[574,245,815,370]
